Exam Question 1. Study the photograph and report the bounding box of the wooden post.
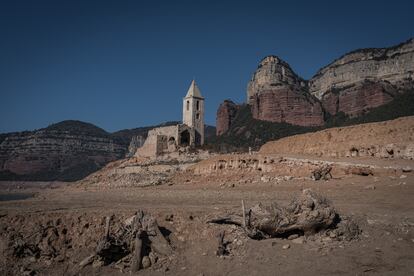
[131,230,143,272]
[242,200,246,229]
[104,216,111,240]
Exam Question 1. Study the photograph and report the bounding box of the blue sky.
[1,0,413,133]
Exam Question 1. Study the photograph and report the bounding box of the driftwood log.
[208,189,338,240]
[246,189,337,239]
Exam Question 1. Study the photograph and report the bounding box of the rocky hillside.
[0,121,216,181]
[212,89,414,151]
[216,38,414,144]
[247,56,324,127]
[309,38,414,117]
[0,121,126,181]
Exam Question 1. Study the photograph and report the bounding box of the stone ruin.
[135,80,205,158]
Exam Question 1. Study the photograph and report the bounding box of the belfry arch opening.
[168,136,176,145]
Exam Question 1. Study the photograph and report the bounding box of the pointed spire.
[185,80,203,98]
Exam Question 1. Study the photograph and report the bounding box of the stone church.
[135,80,205,157]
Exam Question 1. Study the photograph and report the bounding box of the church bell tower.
[183,80,205,145]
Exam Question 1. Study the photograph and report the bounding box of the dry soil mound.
[259,116,414,159]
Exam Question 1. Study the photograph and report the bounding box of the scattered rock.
[346,167,373,176]
[165,214,174,222]
[261,176,271,182]
[329,232,337,238]
[364,185,376,190]
[142,256,151,269]
[92,259,104,268]
[288,234,299,240]
[282,244,290,249]
[322,237,332,242]
[148,252,158,265]
[402,166,412,173]
[400,175,407,179]
[292,237,304,244]
[333,218,361,241]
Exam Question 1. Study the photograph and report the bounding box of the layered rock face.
[0,121,127,181]
[247,56,324,127]
[321,81,397,116]
[250,88,325,127]
[309,39,414,116]
[216,100,240,136]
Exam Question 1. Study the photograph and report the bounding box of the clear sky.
[1,0,413,133]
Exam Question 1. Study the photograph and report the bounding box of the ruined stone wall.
[135,126,179,158]
[134,124,199,158]
[190,154,399,178]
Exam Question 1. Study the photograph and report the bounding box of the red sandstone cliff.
[247,56,324,127]
[321,81,398,117]
[216,100,240,136]
[215,39,414,136]
[250,88,324,126]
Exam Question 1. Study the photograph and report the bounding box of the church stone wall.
[134,124,197,158]
[135,126,179,157]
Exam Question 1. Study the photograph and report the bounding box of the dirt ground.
[1,155,414,275]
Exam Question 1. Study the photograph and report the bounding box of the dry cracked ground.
[0,153,414,276]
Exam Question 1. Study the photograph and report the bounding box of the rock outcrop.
[216,100,240,136]
[247,56,324,127]
[215,38,414,137]
[309,38,414,116]
[0,121,127,181]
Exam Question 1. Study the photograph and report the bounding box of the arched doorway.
[179,130,190,146]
